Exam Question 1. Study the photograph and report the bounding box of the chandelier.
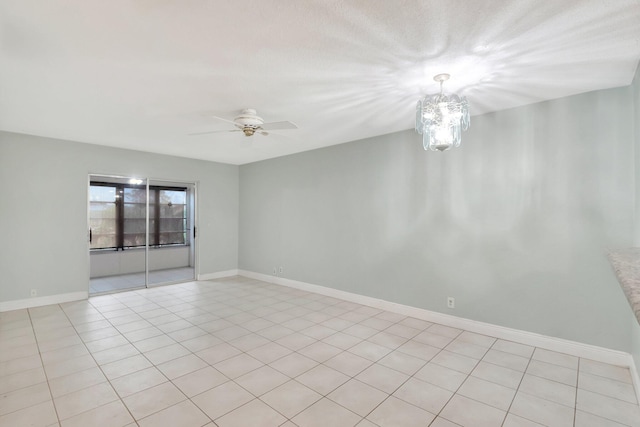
[415,74,470,151]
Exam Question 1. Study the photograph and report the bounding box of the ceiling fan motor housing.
[234,109,264,136]
[235,109,263,126]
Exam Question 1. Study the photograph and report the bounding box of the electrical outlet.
[279,266,283,274]
[30,289,37,297]
[273,267,277,275]
[447,297,455,309]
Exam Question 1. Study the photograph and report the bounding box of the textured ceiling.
[1,0,639,165]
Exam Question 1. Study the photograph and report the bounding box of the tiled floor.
[90,267,195,295]
[1,276,639,427]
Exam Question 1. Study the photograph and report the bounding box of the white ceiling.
[1,1,639,165]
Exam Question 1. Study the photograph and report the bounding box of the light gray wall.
[240,86,634,351]
[0,132,238,302]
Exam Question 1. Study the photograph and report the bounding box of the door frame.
[87,173,199,294]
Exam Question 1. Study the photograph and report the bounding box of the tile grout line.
[178,279,547,425]
[58,300,147,426]
[61,289,226,424]
[31,281,544,425]
[499,346,535,427]
[426,329,488,427]
[90,288,223,425]
[25,305,62,426]
[7,277,639,427]
[155,281,395,424]
[90,280,319,424]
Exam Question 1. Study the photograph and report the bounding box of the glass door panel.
[89,176,148,295]
[147,179,195,286]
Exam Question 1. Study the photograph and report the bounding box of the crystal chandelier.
[415,74,470,151]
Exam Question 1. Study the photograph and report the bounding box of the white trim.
[630,355,640,405]
[239,270,633,368]
[0,292,88,312]
[197,269,239,281]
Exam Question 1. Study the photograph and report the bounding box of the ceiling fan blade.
[212,116,241,126]
[260,120,298,131]
[189,129,240,136]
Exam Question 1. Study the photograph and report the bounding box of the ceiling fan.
[190,108,298,137]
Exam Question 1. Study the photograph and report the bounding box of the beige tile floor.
[1,276,639,427]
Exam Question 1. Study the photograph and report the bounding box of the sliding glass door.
[147,179,195,287]
[88,175,196,295]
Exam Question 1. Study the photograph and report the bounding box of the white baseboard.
[239,270,634,369]
[0,291,88,312]
[631,357,640,407]
[197,269,239,281]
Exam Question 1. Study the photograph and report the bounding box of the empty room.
[2,1,640,426]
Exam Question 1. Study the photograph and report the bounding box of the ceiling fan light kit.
[415,73,470,151]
